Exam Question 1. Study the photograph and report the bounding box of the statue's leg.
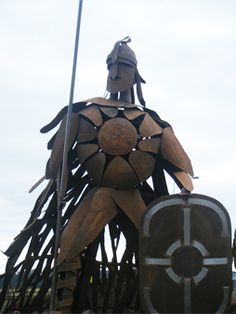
[57,187,98,266]
[111,188,146,229]
[54,188,97,313]
[62,187,119,262]
[55,187,118,312]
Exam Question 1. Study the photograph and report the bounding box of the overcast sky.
[0,0,236,273]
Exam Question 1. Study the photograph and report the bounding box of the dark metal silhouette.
[140,194,232,313]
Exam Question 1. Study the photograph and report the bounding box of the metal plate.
[98,118,137,155]
[79,105,103,126]
[77,117,98,143]
[129,150,155,182]
[99,106,118,118]
[138,138,161,154]
[85,152,106,185]
[102,156,138,189]
[123,108,145,120]
[140,194,232,314]
[46,112,78,178]
[139,113,163,137]
[112,189,146,228]
[173,171,194,192]
[77,144,99,163]
[161,127,194,177]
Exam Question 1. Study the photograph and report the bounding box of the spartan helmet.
[106,36,146,106]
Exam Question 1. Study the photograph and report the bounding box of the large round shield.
[139,194,232,313]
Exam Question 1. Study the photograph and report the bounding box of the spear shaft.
[49,1,84,310]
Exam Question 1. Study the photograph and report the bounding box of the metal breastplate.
[77,103,162,189]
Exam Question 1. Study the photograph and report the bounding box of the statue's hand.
[180,187,191,194]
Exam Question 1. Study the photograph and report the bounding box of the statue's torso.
[77,99,163,189]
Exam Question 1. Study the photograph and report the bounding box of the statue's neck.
[110,90,132,103]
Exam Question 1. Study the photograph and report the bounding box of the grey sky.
[0,0,236,273]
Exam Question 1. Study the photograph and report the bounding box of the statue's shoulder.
[143,107,171,129]
[80,97,142,109]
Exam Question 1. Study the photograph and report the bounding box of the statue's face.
[106,63,136,93]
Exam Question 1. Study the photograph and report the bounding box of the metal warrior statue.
[0,36,193,314]
[1,37,232,314]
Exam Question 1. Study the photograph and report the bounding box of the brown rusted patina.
[102,156,138,189]
[0,38,196,314]
[77,117,98,143]
[98,118,137,155]
[85,152,106,185]
[139,113,163,137]
[128,150,155,181]
[161,126,194,177]
[123,108,145,120]
[79,105,103,127]
[138,138,161,153]
[77,144,99,163]
[50,98,194,311]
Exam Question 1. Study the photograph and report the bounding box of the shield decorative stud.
[140,194,232,314]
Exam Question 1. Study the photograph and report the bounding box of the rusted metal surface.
[161,126,194,177]
[138,138,161,153]
[77,143,99,163]
[79,105,103,126]
[98,118,137,155]
[77,117,98,143]
[106,37,137,93]
[139,113,163,137]
[46,112,78,178]
[112,189,146,228]
[140,194,232,314]
[60,188,118,263]
[107,64,136,93]
[129,150,155,182]
[99,106,118,117]
[75,107,187,192]
[57,188,98,265]
[0,39,197,314]
[85,152,106,185]
[0,98,196,314]
[102,156,138,189]
[123,108,145,120]
[106,36,146,106]
[173,171,194,192]
[58,257,81,272]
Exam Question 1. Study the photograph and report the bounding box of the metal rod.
[49,0,84,310]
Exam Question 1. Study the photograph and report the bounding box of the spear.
[49,0,84,310]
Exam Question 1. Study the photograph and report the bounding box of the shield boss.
[98,118,137,155]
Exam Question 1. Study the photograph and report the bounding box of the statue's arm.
[160,126,194,192]
[45,112,79,179]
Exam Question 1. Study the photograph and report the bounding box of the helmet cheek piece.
[135,71,146,107]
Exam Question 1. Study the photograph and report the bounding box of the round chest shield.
[98,118,137,155]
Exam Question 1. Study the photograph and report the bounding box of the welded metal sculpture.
[0,37,194,313]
